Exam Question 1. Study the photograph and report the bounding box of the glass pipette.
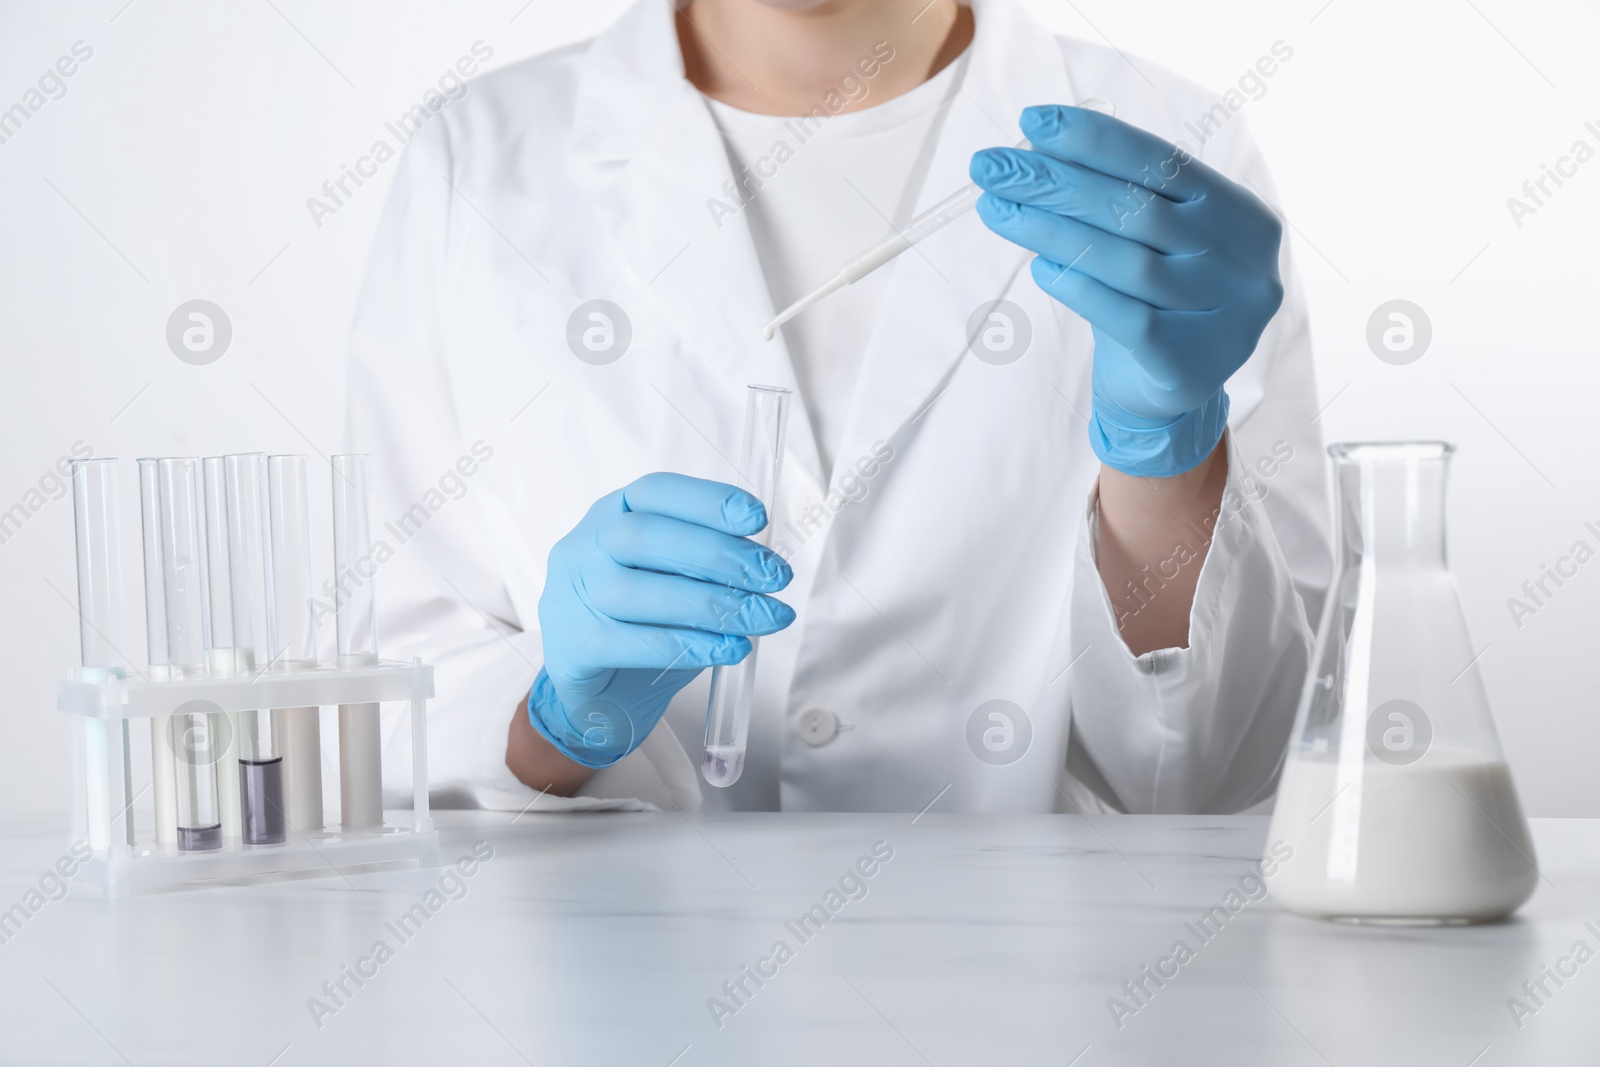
[702,384,793,788]
[761,99,1116,341]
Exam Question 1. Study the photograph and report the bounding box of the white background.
[2,0,1596,815]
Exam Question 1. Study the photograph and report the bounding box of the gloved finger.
[1028,254,1163,354]
[972,148,1195,254]
[586,563,796,636]
[976,196,1220,311]
[1021,104,1274,228]
[599,511,792,592]
[619,472,767,537]
[571,623,752,673]
[1017,105,1222,203]
[1029,257,1206,387]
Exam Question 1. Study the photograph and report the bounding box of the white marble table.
[0,812,1596,1066]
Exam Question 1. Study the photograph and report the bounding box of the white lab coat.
[345,0,1331,815]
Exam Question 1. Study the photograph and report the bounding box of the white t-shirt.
[704,53,966,477]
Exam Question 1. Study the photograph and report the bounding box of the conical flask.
[1266,442,1537,923]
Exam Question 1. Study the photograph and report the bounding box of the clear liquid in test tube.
[333,454,382,829]
[268,455,324,833]
[702,385,792,788]
[158,459,223,851]
[225,454,286,844]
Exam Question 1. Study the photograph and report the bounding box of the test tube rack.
[58,660,438,897]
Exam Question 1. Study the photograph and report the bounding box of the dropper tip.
[763,272,851,339]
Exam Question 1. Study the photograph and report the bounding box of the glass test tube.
[226,454,286,844]
[702,385,792,788]
[71,458,133,848]
[200,458,242,838]
[268,456,324,832]
[332,454,382,829]
[158,459,223,851]
[138,460,179,845]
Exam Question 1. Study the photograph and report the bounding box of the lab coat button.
[796,707,838,746]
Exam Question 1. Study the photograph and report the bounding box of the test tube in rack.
[332,454,382,829]
[70,458,133,849]
[225,454,286,845]
[201,458,242,838]
[137,459,179,845]
[267,455,324,832]
[158,458,224,851]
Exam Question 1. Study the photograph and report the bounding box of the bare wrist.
[506,693,598,797]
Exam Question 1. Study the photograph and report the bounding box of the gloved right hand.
[528,472,795,768]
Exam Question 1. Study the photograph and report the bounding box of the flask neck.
[1333,448,1451,570]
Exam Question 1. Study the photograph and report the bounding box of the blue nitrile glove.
[529,472,795,768]
[971,105,1285,477]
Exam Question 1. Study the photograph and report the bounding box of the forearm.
[1094,436,1229,655]
[506,695,598,797]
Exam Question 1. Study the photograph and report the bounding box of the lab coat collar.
[569,0,1081,492]
[570,0,825,488]
[829,0,1081,480]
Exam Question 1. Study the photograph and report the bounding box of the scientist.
[346,0,1330,814]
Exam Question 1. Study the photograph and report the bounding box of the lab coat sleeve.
[1063,122,1331,815]
[344,117,700,814]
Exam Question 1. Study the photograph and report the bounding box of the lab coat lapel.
[831,0,1082,477]
[569,0,826,488]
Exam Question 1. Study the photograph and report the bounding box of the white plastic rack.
[59,659,437,897]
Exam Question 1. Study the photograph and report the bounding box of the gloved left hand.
[530,473,794,770]
[971,105,1285,478]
